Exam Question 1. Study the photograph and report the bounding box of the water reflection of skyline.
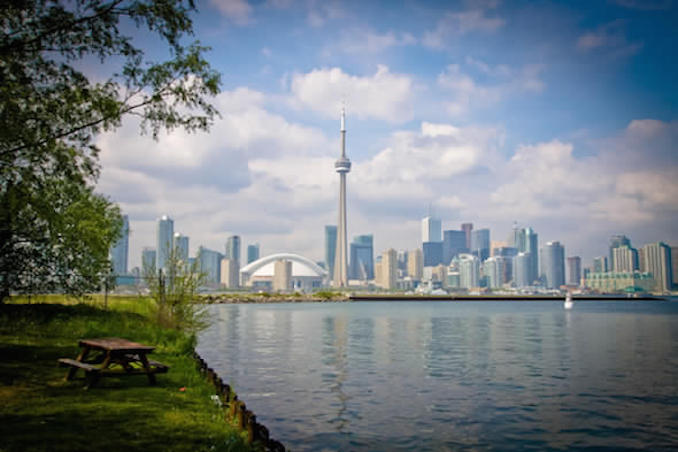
[198,302,678,451]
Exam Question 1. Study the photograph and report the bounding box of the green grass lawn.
[0,296,253,452]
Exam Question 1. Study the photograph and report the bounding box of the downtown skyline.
[94,0,678,270]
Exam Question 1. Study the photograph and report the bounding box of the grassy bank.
[0,296,252,452]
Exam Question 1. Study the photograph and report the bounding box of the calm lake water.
[197,300,678,451]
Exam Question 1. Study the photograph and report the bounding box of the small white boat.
[564,292,574,310]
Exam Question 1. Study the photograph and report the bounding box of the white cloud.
[577,20,642,58]
[289,65,414,122]
[306,0,344,27]
[333,29,417,55]
[437,61,544,115]
[209,0,253,24]
[423,8,504,49]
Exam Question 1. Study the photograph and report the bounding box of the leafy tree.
[143,245,207,333]
[0,1,220,302]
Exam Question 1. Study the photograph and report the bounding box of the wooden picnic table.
[58,337,168,388]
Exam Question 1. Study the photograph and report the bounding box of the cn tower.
[333,108,351,287]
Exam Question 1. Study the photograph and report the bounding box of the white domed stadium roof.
[240,253,327,278]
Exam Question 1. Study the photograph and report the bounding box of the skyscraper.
[174,233,189,262]
[640,242,672,292]
[609,234,631,270]
[141,247,156,274]
[672,246,678,290]
[379,249,397,290]
[443,229,467,265]
[457,253,480,289]
[198,246,223,285]
[483,256,508,288]
[273,259,292,292]
[423,241,443,267]
[461,223,473,249]
[471,228,491,262]
[612,245,638,272]
[593,256,608,273]
[324,225,337,280]
[247,243,260,264]
[333,109,351,287]
[540,241,565,289]
[111,214,129,276]
[225,235,241,264]
[422,215,442,243]
[156,215,174,272]
[513,252,532,288]
[514,226,539,284]
[220,258,239,288]
[408,248,423,281]
[349,234,374,280]
[567,256,581,286]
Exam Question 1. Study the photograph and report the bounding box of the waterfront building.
[567,256,582,286]
[492,247,517,283]
[174,233,189,263]
[612,245,638,272]
[324,225,337,280]
[378,249,397,290]
[609,235,632,270]
[423,241,443,267]
[220,258,239,289]
[640,242,673,292]
[584,271,654,293]
[471,228,491,262]
[111,214,129,276]
[273,259,293,292]
[397,250,408,276]
[443,229,467,265]
[540,241,565,289]
[446,270,461,289]
[593,256,608,273]
[422,215,442,243]
[141,247,156,274]
[672,246,678,290]
[408,248,423,281]
[432,264,448,288]
[513,252,532,288]
[461,223,473,249]
[333,109,351,287]
[483,256,508,289]
[225,235,241,264]
[350,234,374,281]
[247,243,260,264]
[456,253,480,289]
[241,253,327,291]
[198,246,223,286]
[156,215,174,272]
[513,226,539,285]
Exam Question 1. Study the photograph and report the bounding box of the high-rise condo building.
[593,256,608,273]
[349,234,374,280]
[672,246,678,290]
[397,250,408,275]
[443,229,467,266]
[174,233,189,263]
[111,214,129,275]
[423,241,443,267]
[198,246,223,285]
[273,259,292,292]
[567,256,582,286]
[483,256,508,288]
[156,215,174,272]
[422,215,442,243]
[471,228,491,262]
[612,245,638,272]
[333,109,351,287]
[609,235,631,270]
[247,243,260,264]
[220,258,240,288]
[514,227,539,285]
[141,247,156,274]
[324,225,337,280]
[461,223,473,249]
[225,235,241,264]
[513,252,532,288]
[408,248,423,281]
[378,249,397,290]
[540,241,565,289]
[640,242,672,292]
[457,253,480,289]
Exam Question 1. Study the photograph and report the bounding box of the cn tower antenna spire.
[333,106,351,287]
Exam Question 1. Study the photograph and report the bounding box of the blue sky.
[96,0,678,268]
